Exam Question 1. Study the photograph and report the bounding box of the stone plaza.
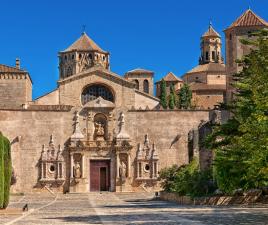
[1,193,268,225]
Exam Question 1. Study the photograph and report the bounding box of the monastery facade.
[0,9,267,193]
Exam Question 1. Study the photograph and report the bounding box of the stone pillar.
[152,162,155,179]
[43,163,46,179]
[127,154,131,178]
[116,153,120,179]
[40,162,43,179]
[82,154,85,178]
[70,154,74,178]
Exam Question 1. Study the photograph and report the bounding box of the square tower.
[124,68,154,96]
[224,9,268,101]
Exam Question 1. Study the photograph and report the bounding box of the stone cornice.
[0,105,73,112]
[0,73,32,84]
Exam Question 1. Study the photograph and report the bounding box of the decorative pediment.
[83,96,115,109]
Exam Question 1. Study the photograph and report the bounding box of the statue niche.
[93,114,107,141]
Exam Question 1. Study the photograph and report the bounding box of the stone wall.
[134,91,159,109]
[192,91,224,109]
[0,74,32,108]
[0,108,73,193]
[33,89,59,105]
[0,107,210,193]
[127,110,210,170]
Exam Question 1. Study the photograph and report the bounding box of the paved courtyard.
[1,192,268,225]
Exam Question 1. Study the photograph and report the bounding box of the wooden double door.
[90,160,110,192]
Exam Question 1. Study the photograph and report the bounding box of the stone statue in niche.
[74,162,81,178]
[119,160,127,182]
[95,122,105,140]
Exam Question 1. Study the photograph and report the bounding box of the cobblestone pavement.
[1,192,268,224]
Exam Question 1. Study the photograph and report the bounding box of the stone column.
[127,154,131,178]
[116,153,120,179]
[155,162,158,178]
[151,162,155,179]
[70,154,74,178]
[82,154,85,178]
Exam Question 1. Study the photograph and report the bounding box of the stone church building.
[0,9,267,193]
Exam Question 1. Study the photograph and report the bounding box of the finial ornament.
[209,20,212,28]
[82,25,86,35]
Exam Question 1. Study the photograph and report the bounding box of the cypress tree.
[160,79,167,109]
[0,132,11,209]
[169,84,175,109]
[178,84,192,109]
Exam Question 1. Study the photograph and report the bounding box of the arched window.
[134,79,139,90]
[81,84,114,105]
[66,66,72,77]
[143,79,149,93]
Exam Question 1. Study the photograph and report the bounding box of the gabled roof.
[126,68,154,74]
[185,63,225,74]
[62,32,107,53]
[226,9,268,30]
[164,72,183,82]
[0,64,26,73]
[202,24,220,38]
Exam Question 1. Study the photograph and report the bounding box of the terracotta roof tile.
[62,32,107,53]
[186,63,225,74]
[126,68,154,74]
[202,24,220,37]
[163,72,183,82]
[227,9,268,30]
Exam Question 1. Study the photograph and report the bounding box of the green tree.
[160,79,167,109]
[178,84,192,109]
[0,132,12,209]
[159,158,216,197]
[169,84,176,109]
[206,29,268,193]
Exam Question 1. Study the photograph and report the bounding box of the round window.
[49,165,55,173]
[144,164,150,172]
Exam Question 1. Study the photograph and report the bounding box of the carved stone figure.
[119,160,127,180]
[74,162,81,178]
[95,122,104,136]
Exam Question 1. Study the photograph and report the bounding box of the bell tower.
[58,32,110,79]
[199,23,223,65]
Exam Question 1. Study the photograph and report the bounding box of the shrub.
[159,158,216,197]
[0,132,12,209]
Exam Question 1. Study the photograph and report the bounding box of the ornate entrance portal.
[90,160,110,192]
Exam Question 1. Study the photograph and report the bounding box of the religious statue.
[94,122,105,140]
[74,162,81,178]
[119,160,127,182]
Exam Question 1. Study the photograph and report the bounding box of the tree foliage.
[0,132,12,209]
[206,29,268,193]
[159,158,216,197]
[169,84,176,109]
[160,79,167,109]
[178,84,192,109]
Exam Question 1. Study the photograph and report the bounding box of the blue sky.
[0,0,267,99]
